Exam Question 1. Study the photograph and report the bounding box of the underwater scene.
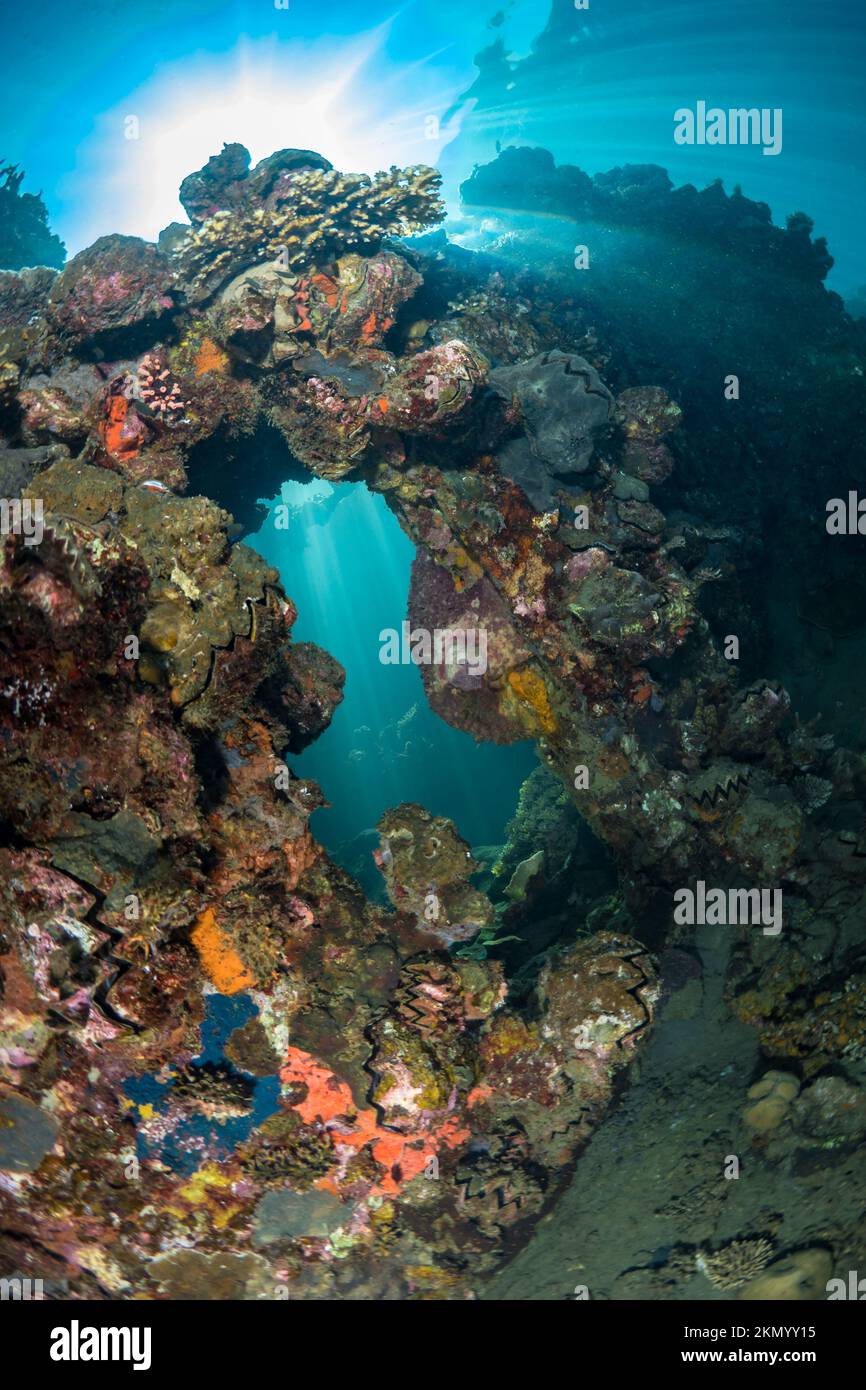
[1,0,866,1326]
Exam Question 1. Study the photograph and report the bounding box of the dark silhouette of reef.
[458,145,866,711]
[0,162,66,272]
[462,145,834,281]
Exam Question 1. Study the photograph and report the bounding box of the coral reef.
[1,136,865,1299]
[375,802,494,946]
[462,147,834,281]
[172,151,443,300]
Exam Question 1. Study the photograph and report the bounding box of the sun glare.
[62,30,462,252]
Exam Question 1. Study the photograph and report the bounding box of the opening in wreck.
[181,413,616,951]
[249,473,539,900]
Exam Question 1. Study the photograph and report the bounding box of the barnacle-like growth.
[240,1111,334,1190]
[174,164,445,296]
[170,1061,255,1119]
[696,1237,774,1290]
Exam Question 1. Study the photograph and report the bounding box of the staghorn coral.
[173,164,444,298]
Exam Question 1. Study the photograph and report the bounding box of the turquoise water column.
[250,479,538,895]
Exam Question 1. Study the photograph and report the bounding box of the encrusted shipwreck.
[0,143,864,1299]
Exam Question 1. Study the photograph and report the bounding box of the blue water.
[2,0,864,292]
[251,481,537,894]
[124,995,281,1175]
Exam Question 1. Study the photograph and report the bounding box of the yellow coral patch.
[178,1165,234,1203]
[506,668,556,734]
[486,1015,538,1057]
[167,1164,242,1228]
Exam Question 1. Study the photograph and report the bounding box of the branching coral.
[174,164,444,296]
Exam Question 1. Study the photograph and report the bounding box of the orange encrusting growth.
[191,906,255,994]
[100,395,140,461]
[281,1046,469,1197]
[193,336,230,376]
[311,271,340,309]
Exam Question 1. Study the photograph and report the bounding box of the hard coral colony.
[0,47,864,1317]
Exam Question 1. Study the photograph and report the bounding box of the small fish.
[139,479,171,494]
